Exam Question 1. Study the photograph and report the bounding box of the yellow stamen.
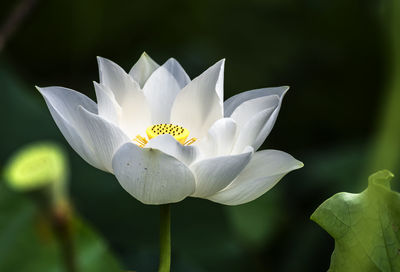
[133,124,197,148]
[184,138,197,146]
[133,135,148,147]
[146,124,190,145]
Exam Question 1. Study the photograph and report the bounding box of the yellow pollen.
[133,124,197,148]
[146,124,190,145]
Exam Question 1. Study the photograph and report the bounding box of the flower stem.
[51,204,77,272]
[158,204,171,272]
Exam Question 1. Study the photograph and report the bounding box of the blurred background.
[0,0,399,271]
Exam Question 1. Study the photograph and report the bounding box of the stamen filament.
[184,138,197,146]
[133,135,148,147]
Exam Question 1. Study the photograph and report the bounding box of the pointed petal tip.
[284,158,304,173]
[96,56,113,66]
[76,104,86,114]
[164,57,187,67]
[208,59,225,70]
[35,85,53,92]
[92,81,100,88]
[279,86,290,97]
[35,85,47,96]
[163,57,180,67]
[217,58,225,67]
[297,161,304,169]
[35,85,67,96]
[139,51,157,62]
[283,154,304,172]
[96,56,106,74]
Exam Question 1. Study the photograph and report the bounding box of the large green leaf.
[0,183,121,272]
[311,170,400,271]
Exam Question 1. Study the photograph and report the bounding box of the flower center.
[147,124,189,144]
[133,124,197,147]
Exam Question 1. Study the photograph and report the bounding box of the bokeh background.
[1,0,399,271]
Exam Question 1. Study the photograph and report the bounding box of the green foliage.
[311,170,400,271]
[0,183,121,272]
[226,191,283,248]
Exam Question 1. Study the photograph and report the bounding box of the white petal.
[231,95,280,154]
[75,106,130,172]
[97,57,152,137]
[190,146,253,198]
[119,93,152,138]
[146,134,198,165]
[228,88,289,152]
[231,104,276,154]
[215,60,224,103]
[36,86,99,168]
[230,95,279,129]
[224,86,289,117]
[97,57,138,103]
[36,86,97,123]
[171,60,225,138]
[253,94,287,151]
[129,52,160,87]
[143,59,184,124]
[94,82,121,125]
[161,58,190,89]
[208,150,303,205]
[112,142,196,204]
[197,118,237,158]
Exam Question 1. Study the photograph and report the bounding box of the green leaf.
[311,170,400,272]
[0,183,121,272]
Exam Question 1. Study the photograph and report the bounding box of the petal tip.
[97,56,111,67]
[167,57,177,62]
[76,104,86,113]
[280,86,290,96]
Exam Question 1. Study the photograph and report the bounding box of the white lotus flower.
[37,53,303,205]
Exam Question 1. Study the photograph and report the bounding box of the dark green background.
[0,0,398,271]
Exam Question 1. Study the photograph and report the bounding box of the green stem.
[51,205,77,272]
[158,204,171,272]
[31,187,77,272]
[368,0,400,172]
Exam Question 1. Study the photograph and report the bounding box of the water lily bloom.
[37,53,303,205]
